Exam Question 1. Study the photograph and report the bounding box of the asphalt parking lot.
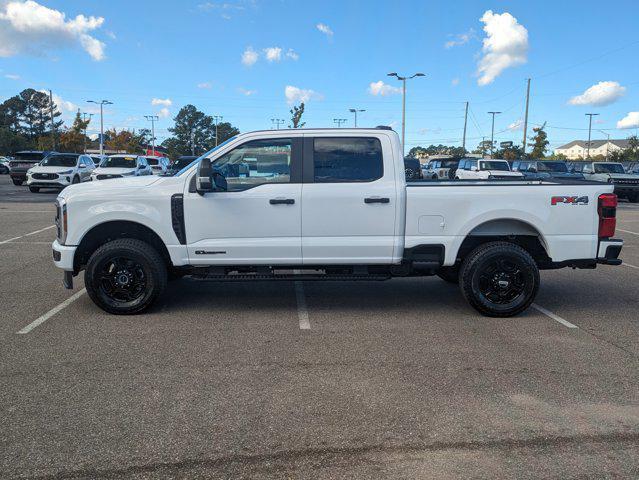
[1,175,638,479]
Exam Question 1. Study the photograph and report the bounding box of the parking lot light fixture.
[488,111,501,157]
[387,72,426,155]
[348,108,365,128]
[87,100,113,156]
[585,113,600,159]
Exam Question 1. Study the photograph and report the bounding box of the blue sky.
[1,0,639,151]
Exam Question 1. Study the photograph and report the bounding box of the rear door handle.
[269,198,295,205]
[364,197,390,204]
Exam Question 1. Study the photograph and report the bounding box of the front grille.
[33,172,59,180]
[614,179,639,185]
[96,174,122,180]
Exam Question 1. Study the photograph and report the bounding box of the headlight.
[55,200,68,245]
[58,170,73,175]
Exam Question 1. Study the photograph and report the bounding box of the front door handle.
[364,197,390,204]
[269,198,295,205]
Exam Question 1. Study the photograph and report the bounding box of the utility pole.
[388,72,426,155]
[144,115,159,156]
[271,118,285,130]
[349,108,365,128]
[585,113,599,159]
[213,115,223,146]
[87,100,113,157]
[488,111,501,157]
[522,78,531,157]
[333,118,347,128]
[49,90,56,150]
[82,112,93,153]
[190,129,195,155]
[481,137,486,157]
[462,101,469,151]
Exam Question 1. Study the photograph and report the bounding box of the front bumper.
[597,238,623,265]
[613,184,639,196]
[52,239,76,271]
[10,172,27,181]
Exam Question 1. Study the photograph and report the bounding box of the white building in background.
[555,139,630,160]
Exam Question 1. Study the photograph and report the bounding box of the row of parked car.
[403,157,639,202]
[1,151,198,193]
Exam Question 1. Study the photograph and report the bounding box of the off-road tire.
[459,241,539,317]
[85,238,167,315]
[12,179,23,186]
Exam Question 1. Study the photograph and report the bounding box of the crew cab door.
[301,134,398,264]
[183,136,303,265]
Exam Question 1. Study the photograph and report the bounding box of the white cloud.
[451,78,460,86]
[316,23,333,37]
[284,85,322,104]
[0,0,107,61]
[568,81,626,107]
[4,73,20,80]
[39,90,76,115]
[238,87,257,96]
[285,48,299,60]
[241,46,258,66]
[151,98,172,107]
[617,112,639,130]
[508,119,523,131]
[368,80,401,96]
[476,10,528,86]
[444,29,475,49]
[198,1,246,19]
[263,46,282,62]
[158,107,170,119]
[197,82,212,89]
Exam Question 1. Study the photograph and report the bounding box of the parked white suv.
[146,156,170,175]
[26,153,95,192]
[91,155,153,181]
[455,158,523,180]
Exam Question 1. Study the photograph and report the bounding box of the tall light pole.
[144,115,159,156]
[348,108,365,128]
[213,115,223,146]
[271,118,285,130]
[488,111,501,157]
[598,129,611,160]
[81,112,93,153]
[333,118,347,128]
[585,113,599,159]
[387,72,426,155]
[87,100,113,156]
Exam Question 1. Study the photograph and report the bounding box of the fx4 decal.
[551,195,589,206]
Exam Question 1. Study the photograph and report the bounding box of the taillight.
[598,193,617,239]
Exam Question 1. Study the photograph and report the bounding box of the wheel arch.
[74,220,171,273]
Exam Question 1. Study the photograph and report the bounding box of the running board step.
[190,274,391,282]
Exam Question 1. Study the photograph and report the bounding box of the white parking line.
[531,303,578,329]
[294,281,311,330]
[0,210,53,213]
[0,225,55,245]
[618,228,639,236]
[623,262,639,270]
[16,288,86,334]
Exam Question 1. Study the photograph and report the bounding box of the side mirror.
[196,158,213,194]
[79,164,86,169]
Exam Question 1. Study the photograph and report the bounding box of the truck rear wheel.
[85,238,167,315]
[459,241,539,317]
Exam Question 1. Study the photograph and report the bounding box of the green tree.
[105,129,142,153]
[59,110,90,153]
[529,126,549,158]
[289,102,305,128]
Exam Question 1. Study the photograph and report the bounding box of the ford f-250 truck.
[52,128,623,317]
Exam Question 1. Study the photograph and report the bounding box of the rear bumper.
[597,238,623,265]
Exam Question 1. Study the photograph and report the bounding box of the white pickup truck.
[52,128,623,317]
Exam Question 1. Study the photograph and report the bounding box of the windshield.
[41,155,77,167]
[146,157,160,166]
[594,163,625,174]
[537,162,568,172]
[14,152,46,161]
[441,160,459,168]
[100,156,137,168]
[175,136,238,176]
[480,161,510,171]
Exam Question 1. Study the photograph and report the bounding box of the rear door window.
[313,137,383,183]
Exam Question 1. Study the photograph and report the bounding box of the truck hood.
[29,166,76,174]
[92,167,137,176]
[58,175,162,200]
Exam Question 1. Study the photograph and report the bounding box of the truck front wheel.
[85,238,167,315]
[459,241,539,317]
